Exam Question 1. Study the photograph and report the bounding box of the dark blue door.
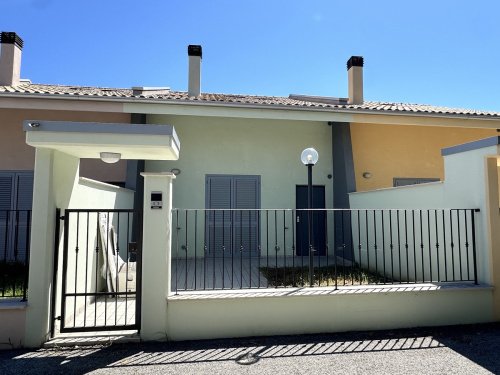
[295,185,326,256]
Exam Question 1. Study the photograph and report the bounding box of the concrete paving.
[2,323,500,374]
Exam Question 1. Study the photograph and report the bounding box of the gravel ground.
[1,323,500,374]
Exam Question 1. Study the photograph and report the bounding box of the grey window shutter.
[0,173,14,261]
[207,176,232,209]
[206,176,233,255]
[13,173,33,262]
[233,177,259,254]
[0,173,14,211]
[205,175,260,256]
[234,177,259,209]
[15,173,34,210]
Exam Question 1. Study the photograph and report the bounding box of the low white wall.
[0,301,26,349]
[165,286,493,341]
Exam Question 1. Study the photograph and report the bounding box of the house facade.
[1,33,498,214]
[2,31,500,347]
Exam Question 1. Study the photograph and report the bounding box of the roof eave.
[1,91,500,123]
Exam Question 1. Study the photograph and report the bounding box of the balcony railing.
[1,210,32,301]
[171,208,479,293]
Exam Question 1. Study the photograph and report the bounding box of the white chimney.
[0,32,23,86]
[347,56,364,104]
[188,45,202,97]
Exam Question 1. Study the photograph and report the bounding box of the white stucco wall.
[349,145,500,286]
[166,286,493,341]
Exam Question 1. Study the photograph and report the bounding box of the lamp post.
[301,147,319,287]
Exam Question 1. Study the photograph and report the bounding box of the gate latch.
[128,242,138,254]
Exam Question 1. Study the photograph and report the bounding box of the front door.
[296,185,326,256]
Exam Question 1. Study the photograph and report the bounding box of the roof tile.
[0,83,499,118]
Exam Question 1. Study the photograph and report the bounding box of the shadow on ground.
[1,323,500,374]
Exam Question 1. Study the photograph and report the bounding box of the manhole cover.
[235,352,260,365]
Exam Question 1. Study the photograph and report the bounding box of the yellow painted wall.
[350,122,496,191]
[0,108,130,182]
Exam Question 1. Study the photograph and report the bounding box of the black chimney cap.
[188,45,202,58]
[347,56,364,70]
[0,32,23,49]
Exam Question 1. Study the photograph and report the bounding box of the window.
[393,177,440,187]
[0,171,34,262]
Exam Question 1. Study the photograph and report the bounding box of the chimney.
[188,45,202,97]
[0,32,23,86]
[347,56,364,104]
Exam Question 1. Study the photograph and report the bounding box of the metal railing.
[171,208,479,293]
[0,210,32,301]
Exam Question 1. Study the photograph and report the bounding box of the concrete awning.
[23,120,180,160]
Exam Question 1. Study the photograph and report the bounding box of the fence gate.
[52,208,142,334]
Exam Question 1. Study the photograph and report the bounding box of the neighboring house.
[0,33,132,207]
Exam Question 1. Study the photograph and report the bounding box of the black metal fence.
[0,210,31,300]
[172,208,479,293]
[56,209,141,333]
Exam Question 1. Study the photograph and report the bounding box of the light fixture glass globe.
[300,148,319,165]
[100,152,121,164]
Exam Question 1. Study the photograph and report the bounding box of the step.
[43,330,140,348]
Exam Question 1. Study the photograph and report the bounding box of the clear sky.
[1,0,499,111]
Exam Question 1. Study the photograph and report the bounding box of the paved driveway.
[1,323,500,374]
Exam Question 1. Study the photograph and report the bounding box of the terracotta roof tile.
[1,83,499,118]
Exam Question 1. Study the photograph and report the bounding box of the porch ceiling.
[23,120,180,160]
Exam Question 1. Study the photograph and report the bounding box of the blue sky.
[1,0,499,111]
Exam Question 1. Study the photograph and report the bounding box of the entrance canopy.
[23,120,180,160]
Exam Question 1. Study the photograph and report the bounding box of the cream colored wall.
[147,115,332,209]
[166,288,493,341]
[350,122,496,191]
[147,115,333,257]
[0,304,26,349]
[0,108,129,182]
[140,173,174,340]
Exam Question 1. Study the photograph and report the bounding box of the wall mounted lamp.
[100,152,121,164]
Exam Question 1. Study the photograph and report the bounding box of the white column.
[24,148,55,347]
[140,172,175,341]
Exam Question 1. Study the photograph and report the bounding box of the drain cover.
[235,352,260,365]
